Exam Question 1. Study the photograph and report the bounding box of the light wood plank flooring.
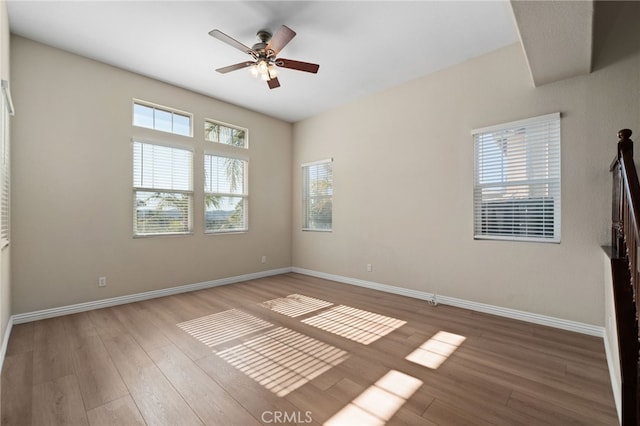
[1,273,618,425]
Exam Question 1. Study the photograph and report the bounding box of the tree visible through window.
[133,142,193,236]
[204,155,248,233]
[302,159,333,231]
[205,120,247,148]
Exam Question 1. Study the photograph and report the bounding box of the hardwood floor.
[1,273,618,425]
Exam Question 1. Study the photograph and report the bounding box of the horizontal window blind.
[0,80,11,247]
[133,141,193,236]
[204,154,248,233]
[473,113,560,242]
[303,159,333,231]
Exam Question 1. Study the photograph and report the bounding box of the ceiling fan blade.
[209,29,254,55]
[266,25,296,55]
[216,62,255,74]
[275,58,319,74]
[267,77,281,89]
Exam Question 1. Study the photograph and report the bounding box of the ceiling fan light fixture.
[251,60,278,81]
[211,25,319,89]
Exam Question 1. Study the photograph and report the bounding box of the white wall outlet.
[98,276,107,287]
[367,263,372,272]
[261,255,267,264]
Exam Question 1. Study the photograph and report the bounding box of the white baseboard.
[291,267,605,337]
[6,266,605,364]
[603,327,623,425]
[12,267,293,324]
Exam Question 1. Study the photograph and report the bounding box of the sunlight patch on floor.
[258,294,333,317]
[217,327,349,397]
[301,305,406,345]
[405,331,466,369]
[177,309,273,347]
[324,370,423,425]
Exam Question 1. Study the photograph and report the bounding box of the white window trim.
[302,158,333,232]
[472,113,561,243]
[0,80,13,249]
[132,140,194,237]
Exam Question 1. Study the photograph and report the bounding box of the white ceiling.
[7,1,519,123]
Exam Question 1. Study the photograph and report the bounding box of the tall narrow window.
[473,113,561,242]
[133,142,193,236]
[302,159,333,231]
[0,80,13,248]
[204,154,248,233]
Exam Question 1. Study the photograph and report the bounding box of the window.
[473,113,561,242]
[133,142,193,236]
[204,154,248,233]
[133,101,192,137]
[205,120,247,148]
[302,159,333,231]
[0,80,13,248]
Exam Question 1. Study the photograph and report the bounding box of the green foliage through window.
[303,160,333,231]
[205,120,247,148]
[204,155,248,233]
[133,141,193,236]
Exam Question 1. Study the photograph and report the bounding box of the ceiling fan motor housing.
[253,30,274,59]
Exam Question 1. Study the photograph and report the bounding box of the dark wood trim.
[610,128,640,425]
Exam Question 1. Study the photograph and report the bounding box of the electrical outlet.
[98,276,107,287]
[261,255,267,264]
[367,263,372,272]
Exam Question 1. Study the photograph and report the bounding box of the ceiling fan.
[208,25,319,89]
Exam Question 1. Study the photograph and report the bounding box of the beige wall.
[10,36,292,314]
[292,42,640,326]
[8,15,640,327]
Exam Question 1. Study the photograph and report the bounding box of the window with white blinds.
[473,113,561,242]
[302,159,333,231]
[204,154,248,233]
[0,80,13,248]
[133,141,193,236]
